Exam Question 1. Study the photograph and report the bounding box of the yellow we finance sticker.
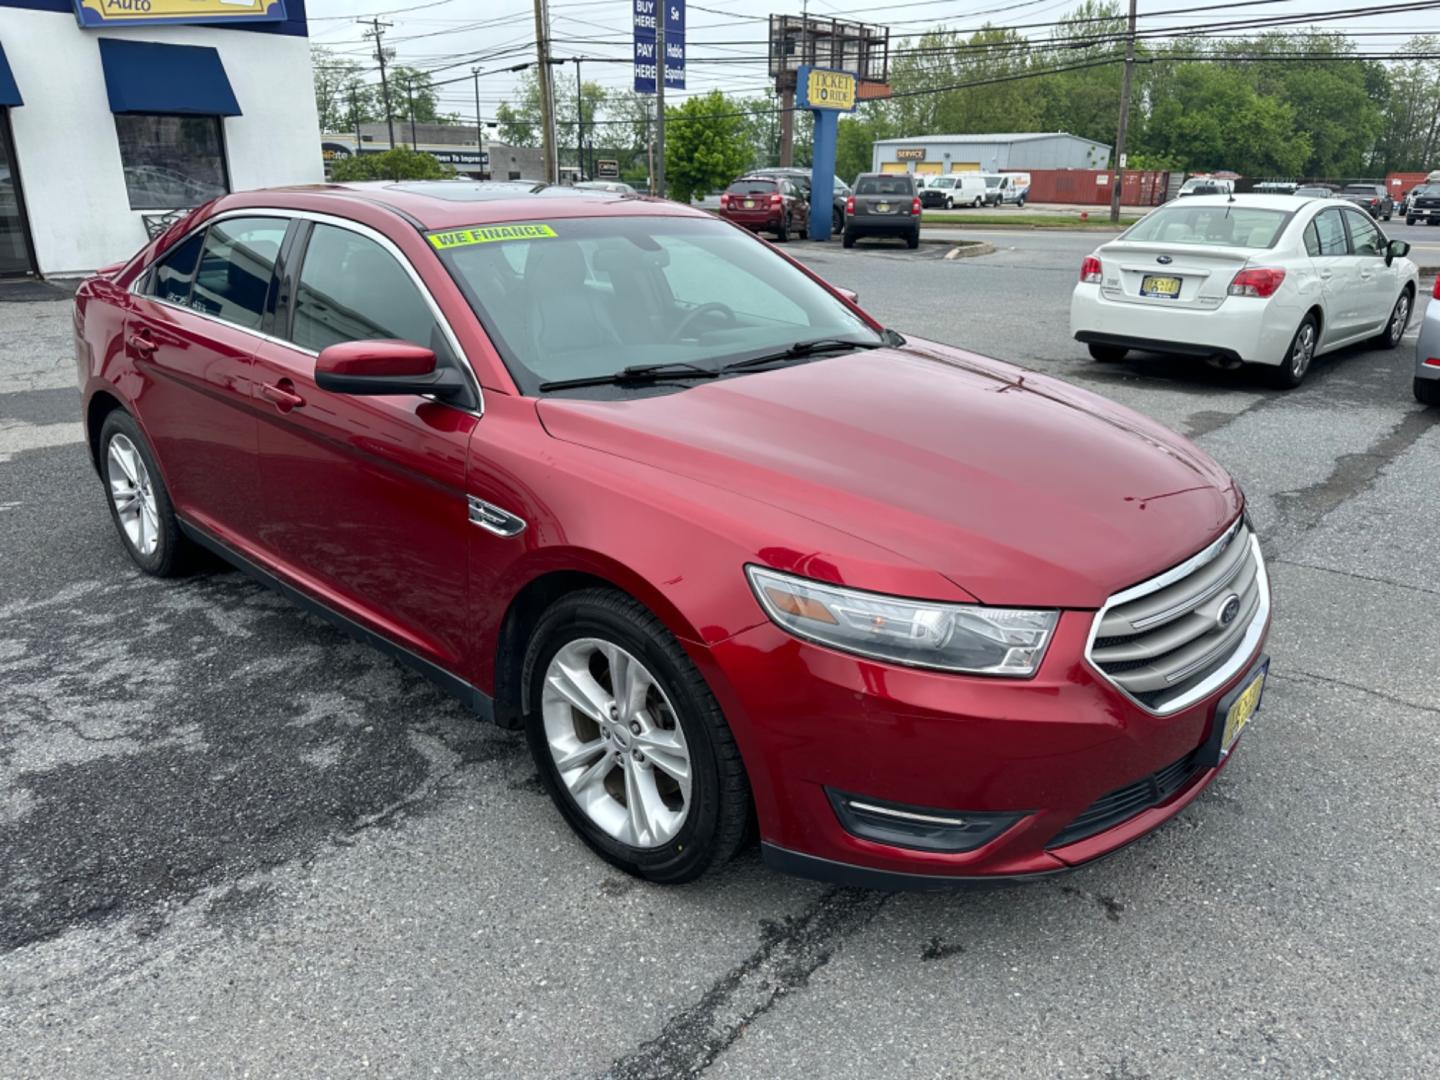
[428,224,558,249]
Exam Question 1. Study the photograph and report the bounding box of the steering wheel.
[669,301,739,342]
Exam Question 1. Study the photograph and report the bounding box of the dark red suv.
[718,176,809,242]
[74,182,1271,888]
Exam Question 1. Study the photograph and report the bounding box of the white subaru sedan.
[1070,194,1418,388]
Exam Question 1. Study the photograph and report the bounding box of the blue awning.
[97,39,241,117]
[0,43,21,108]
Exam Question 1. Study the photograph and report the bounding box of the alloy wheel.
[1390,294,1411,344]
[1291,322,1316,379]
[106,433,160,557]
[541,638,692,848]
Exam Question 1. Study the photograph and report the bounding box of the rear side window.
[148,231,205,305]
[856,176,911,195]
[189,217,287,330]
[1312,209,1347,256]
[291,224,450,358]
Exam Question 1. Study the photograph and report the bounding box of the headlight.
[745,566,1058,676]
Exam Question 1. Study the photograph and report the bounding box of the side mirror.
[315,340,466,400]
[836,287,859,305]
[1387,239,1410,265]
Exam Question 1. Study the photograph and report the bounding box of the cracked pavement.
[2,239,1437,1079]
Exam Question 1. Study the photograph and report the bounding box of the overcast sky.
[305,0,1440,124]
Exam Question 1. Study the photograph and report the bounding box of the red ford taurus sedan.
[74,181,1271,888]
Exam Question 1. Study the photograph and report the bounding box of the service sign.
[74,0,287,29]
[894,148,926,161]
[797,67,857,112]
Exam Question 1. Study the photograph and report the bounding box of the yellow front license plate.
[1220,666,1266,757]
[1140,274,1182,298]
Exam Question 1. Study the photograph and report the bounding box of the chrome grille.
[1087,517,1269,715]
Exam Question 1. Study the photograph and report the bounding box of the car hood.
[536,342,1241,607]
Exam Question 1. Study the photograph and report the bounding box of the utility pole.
[655,9,666,196]
[1110,0,1137,224]
[404,74,418,147]
[349,87,361,153]
[360,18,395,149]
[473,67,485,179]
[575,59,585,181]
[533,0,558,182]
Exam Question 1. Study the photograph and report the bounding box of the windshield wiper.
[719,337,883,374]
[538,361,720,392]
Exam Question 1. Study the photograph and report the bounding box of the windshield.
[930,177,953,189]
[984,177,1000,188]
[1417,185,1440,197]
[1122,205,1291,248]
[432,215,881,395]
[856,176,910,195]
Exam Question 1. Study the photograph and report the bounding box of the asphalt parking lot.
[3,236,1438,1079]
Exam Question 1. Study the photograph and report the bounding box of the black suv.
[1339,183,1393,221]
[747,167,852,234]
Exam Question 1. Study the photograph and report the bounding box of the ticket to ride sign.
[798,68,857,112]
[74,0,288,28]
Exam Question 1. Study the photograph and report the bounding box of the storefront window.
[115,115,229,211]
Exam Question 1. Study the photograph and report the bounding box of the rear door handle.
[261,381,305,412]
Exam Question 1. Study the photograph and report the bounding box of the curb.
[944,242,997,260]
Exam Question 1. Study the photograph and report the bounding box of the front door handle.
[127,332,157,355]
[1319,270,1333,281]
[261,381,306,412]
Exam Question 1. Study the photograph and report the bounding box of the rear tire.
[98,410,192,577]
[1266,314,1318,389]
[1415,377,1440,406]
[1376,290,1412,349]
[832,208,843,233]
[906,228,920,250]
[842,229,856,249]
[1087,343,1128,362]
[522,589,752,884]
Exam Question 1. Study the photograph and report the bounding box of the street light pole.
[533,0,558,182]
[1110,0,1137,224]
[405,74,418,148]
[473,67,486,179]
[575,58,585,182]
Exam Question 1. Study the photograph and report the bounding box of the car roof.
[1159,193,1330,210]
[208,180,704,230]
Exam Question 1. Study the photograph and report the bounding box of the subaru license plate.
[1140,275,1182,299]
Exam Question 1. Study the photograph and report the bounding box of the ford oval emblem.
[1218,594,1241,628]
[1156,255,1173,265]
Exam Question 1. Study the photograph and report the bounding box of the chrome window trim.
[128,206,483,416]
[1083,518,1270,717]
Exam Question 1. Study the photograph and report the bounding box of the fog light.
[827,790,1024,853]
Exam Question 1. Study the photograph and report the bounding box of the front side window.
[433,215,881,394]
[189,218,287,330]
[291,224,451,358]
[1311,209,1347,256]
[115,116,229,211]
[147,230,205,305]
[1344,211,1384,257]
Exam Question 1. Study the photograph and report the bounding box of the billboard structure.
[768,13,889,167]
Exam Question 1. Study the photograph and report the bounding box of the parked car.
[73,181,1272,887]
[919,173,987,208]
[1000,171,1031,206]
[1405,183,1440,225]
[748,167,851,234]
[1071,194,1417,388]
[1293,185,1335,198]
[1177,176,1235,197]
[1414,277,1440,405]
[1253,182,1297,195]
[718,175,809,242]
[979,173,1023,206]
[573,180,635,194]
[844,172,921,248]
[1339,183,1393,220]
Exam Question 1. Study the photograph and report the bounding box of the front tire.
[945,196,954,209]
[1376,290,1412,349]
[1267,314,1318,389]
[522,589,752,884]
[1087,342,1128,362]
[776,214,790,243]
[832,208,843,233]
[1408,217,1417,226]
[1415,377,1440,406]
[98,410,191,577]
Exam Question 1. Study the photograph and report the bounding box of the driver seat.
[524,242,621,357]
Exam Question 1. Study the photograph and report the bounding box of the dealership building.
[871,132,1112,177]
[0,1,322,278]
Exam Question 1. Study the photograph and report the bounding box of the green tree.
[330,147,455,182]
[381,67,454,133]
[663,91,753,202]
[312,46,378,133]
[495,101,536,147]
[836,111,891,184]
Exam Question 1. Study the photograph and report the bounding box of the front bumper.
[1070,282,1300,367]
[697,608,1270,888]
